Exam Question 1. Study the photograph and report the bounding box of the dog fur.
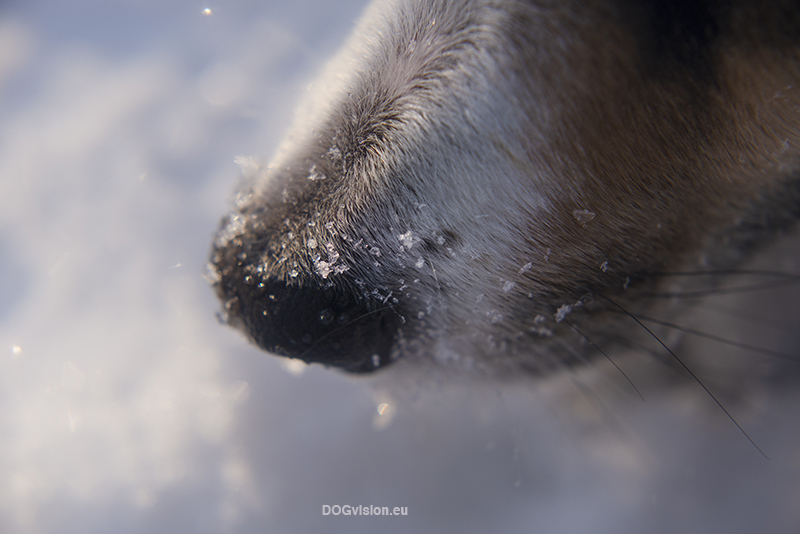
[209,0,800,376]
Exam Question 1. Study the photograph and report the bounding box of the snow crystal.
[398,231,415,249]
[314,260,333,279]
[554,304,572,323]
[215,213,246,247]
[234,155,258,173]
[572,209,596,227]
[325,243,339,261]
[307,164,326,181]
[204,262,222,284]
[327,145,342,160]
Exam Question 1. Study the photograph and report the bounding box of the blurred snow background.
[0,1,799,533]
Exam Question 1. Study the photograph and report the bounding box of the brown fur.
[210,0,800,374]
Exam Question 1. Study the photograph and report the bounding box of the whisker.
[637,269,800,299]
[560,369,634,438]
[641,280,800,299]
[548,335,639,438]
[643,269,800,279]
[596,293,770,459]
[627,313,799,364]
[566,321,645,401]
[694,300,799,333]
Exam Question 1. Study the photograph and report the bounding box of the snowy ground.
[1,1,799,533]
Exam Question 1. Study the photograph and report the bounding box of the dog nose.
[215,271,400,373]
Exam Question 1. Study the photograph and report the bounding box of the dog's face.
[209,0,800,374]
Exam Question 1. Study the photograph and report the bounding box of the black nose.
[214,268,401,373]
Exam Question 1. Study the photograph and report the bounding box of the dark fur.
[210,0,800,374]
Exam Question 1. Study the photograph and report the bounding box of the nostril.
[219,274,401,373]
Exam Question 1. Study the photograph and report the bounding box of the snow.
[0,1,798,533]
[572,209,596,228]
[398,231,415,249]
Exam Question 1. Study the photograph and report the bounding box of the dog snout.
[212,238,401,373]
